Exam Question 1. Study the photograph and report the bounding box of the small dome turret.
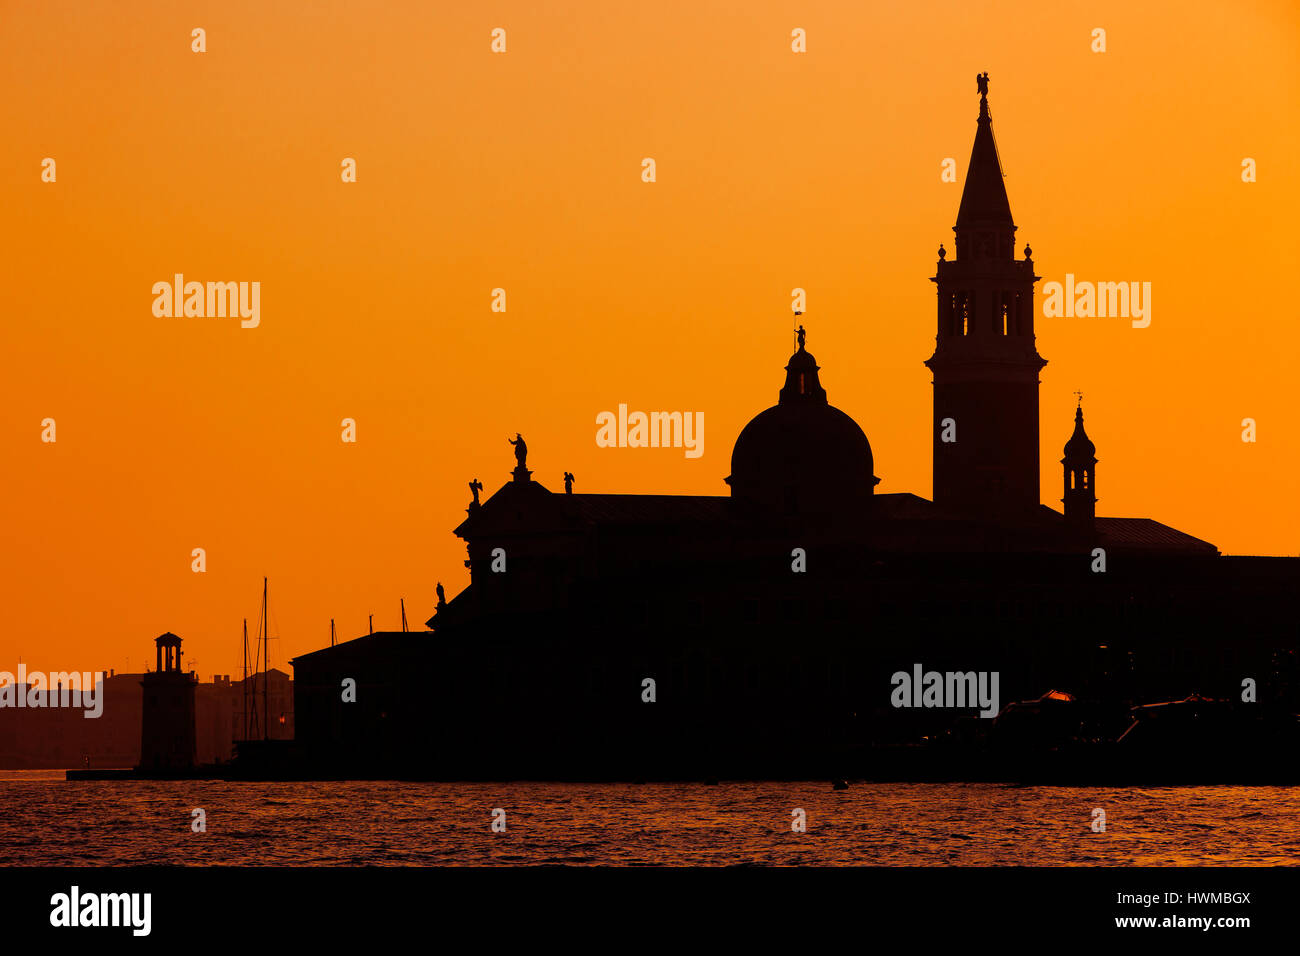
[1061,398,1097,532]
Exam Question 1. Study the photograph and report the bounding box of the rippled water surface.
[2,772,1297,865]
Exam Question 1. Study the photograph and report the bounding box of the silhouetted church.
[291,79,1296,779]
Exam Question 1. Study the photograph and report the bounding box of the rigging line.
[268,604,284,673]
[988,107,1008,179]
[257,588,274,669]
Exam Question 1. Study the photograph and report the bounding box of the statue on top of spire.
[976,72,989,97]
[796,325,806,351]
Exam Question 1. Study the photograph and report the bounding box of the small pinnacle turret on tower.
[1061,397,1098,533]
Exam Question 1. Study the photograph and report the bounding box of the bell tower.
[925,74,1046,517]
[1061,397,1098,533]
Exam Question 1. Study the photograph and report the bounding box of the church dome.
[727,338,878,513]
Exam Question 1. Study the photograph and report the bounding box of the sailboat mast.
[263,576,269,743]
[242,618,249,741]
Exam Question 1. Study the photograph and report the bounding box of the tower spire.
[955,71,1014,259]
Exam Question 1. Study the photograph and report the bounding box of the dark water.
[1,772,1297,865]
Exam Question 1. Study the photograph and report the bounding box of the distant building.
[0,656,293,770]
[91,672,144,766]
[0,672,141,770]
[196,675,236,765]
[194,669,295,764]
[231,668,295,745]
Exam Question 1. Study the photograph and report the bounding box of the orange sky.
[2,0,1297,679]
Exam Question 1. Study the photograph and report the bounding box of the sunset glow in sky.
[2,1,1297,677]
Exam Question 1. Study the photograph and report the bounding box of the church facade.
[290,81,1297,780]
